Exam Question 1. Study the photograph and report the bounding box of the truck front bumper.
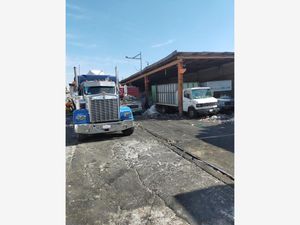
[74,120,134,134]
[196,107,220,114]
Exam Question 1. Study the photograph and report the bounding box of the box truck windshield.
[84,86,115,95]
[192,89,213,99]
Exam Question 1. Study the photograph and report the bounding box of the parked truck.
[153,83,219,118]
[119,85,140,99]
[71,68,135,140]
[119,85,143,114]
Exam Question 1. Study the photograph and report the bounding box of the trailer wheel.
[188,107,197,119]
[122,127,134,136]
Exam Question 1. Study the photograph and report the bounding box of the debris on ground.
[142,105,160,118]
[141,106,182,120]
[140,105,234,123]
[198,113,234,124]
[211,115,218,120]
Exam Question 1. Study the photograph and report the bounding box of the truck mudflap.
[74,120,134,134]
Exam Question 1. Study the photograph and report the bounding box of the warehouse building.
[120,51,234,115]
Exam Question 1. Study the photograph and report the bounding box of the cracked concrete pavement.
[66,124,234,225]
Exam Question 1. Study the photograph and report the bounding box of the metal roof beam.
[125,59,182,84]
[178,56,234,60]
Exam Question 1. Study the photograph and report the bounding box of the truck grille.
[89,98,119,123]
[196,102,217,107]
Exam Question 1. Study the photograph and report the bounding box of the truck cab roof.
[184,87,211,91]
[78,75,116,85]
[82,80,115,87]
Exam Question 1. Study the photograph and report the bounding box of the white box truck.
[153,83,219,118]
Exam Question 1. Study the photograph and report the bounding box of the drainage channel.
[137,123,234,187]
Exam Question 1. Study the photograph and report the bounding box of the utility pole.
[125,52,142,71]
[73,66,78,88]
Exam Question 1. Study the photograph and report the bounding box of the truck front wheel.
[77,133,85,142]
[122,127,134,136]
[188,107,197,119]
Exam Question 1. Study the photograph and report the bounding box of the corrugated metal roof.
[121,51,234,83]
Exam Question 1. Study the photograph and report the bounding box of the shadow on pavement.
[135,111,234,153]
[174,184,234,225]
[66,115,77,146]
[78,132,125,144]
[66,125,78,147]
[66,115,127,146]
[195,122,234,153]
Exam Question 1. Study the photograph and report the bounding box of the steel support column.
[177,61,186,116]
[144,76,150,108]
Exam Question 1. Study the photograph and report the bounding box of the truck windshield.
[191,89,213,99]
[84,86,115,95]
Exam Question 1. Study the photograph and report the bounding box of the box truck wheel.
[122,127,134,136]
[188,107,197,119]
[160,106,167,114]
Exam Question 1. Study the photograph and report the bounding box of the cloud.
[151,39,175,48]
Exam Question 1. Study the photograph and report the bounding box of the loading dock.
[120,51,234,115]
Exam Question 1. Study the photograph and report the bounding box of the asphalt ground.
[135,115,234,178]
[66,115,234,225]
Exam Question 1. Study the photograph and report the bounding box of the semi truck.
[71,68,135,140]
[152,83,219,118]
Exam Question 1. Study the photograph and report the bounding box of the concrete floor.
[136,116,234,177]
[66,117,234,225]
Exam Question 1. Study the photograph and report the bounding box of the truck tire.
[160,106,167,114]
[188,107,197,119]
[122,127,134,136]
[77,133,85,142]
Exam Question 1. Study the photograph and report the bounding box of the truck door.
[183,90,191,112]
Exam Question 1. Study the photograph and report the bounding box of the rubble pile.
[142,105,183,120]
[142,105,160,118]
[141,104,234,123]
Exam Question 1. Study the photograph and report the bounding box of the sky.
[66,0,234,85]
